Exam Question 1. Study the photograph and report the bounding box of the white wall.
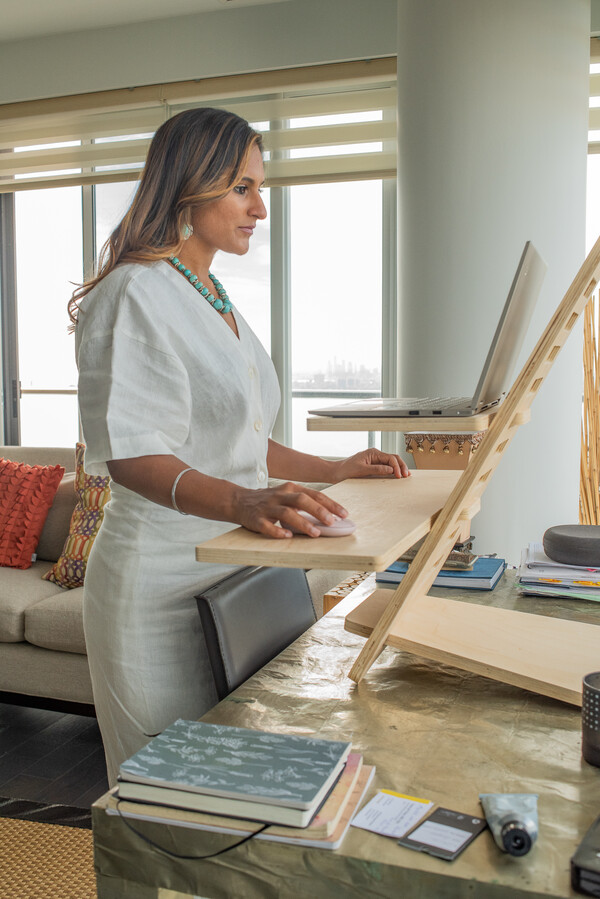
[398,0,591,562]
[0,0,397,104]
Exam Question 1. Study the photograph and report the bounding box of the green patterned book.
[118,719,352,826]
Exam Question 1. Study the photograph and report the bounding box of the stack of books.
[113,719,374,850]
[517,543,600,602]
[398,535,477,570]
[376,555,506,590]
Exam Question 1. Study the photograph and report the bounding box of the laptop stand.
[346,235,600,704]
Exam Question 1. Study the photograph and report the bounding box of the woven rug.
[0,800,96,899]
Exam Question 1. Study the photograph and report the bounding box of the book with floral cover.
[118,719,352,827]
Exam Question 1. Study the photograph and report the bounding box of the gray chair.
[196,566,316,700]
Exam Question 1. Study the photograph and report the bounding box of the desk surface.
[195,470,478,572]
[93,572,600,899]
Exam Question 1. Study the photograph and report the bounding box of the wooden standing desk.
[92,572,600,899]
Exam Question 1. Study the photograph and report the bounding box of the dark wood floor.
[0,700,108,809]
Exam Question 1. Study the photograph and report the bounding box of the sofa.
[0,446,351,710]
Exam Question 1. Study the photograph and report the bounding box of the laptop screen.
[470,241,547,411]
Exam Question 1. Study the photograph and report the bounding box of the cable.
[115,799,269,859]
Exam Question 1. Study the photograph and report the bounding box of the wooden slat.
[348,235,600,685]
[345,589,599,706]
[195,470,475,572]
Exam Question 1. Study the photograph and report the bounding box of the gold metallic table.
[92,571,600,898]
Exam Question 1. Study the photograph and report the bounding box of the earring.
[182,223,193,240]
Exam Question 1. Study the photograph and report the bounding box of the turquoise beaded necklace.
[168,256,232,314]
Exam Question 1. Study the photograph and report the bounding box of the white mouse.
[289,511,356,537]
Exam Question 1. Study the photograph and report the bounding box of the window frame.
[0,193,19,445]
[0,176,398,451]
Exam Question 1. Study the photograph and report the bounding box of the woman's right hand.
[233,481,349,539]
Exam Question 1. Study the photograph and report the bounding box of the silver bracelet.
[171,467,194,515]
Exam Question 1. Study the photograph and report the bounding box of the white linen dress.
[76,260,280,785]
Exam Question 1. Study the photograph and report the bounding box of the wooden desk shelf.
[306,412,494,432]
[345,587,600,706]
[196,470,478,572]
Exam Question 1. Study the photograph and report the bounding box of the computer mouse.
[290,511,356,537]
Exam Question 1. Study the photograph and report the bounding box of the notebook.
[309,241,547,419]
[117,718,352,827]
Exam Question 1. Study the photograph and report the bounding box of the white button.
[248,366,255,378]
[258,471,266,482]
[254,420,262,431]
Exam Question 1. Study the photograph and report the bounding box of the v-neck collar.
[163,259,245,346]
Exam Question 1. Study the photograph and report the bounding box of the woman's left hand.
[330,448,411,483]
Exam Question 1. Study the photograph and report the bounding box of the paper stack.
[517,543,600,602]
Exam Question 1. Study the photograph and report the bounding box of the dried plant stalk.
[580,292,600,523]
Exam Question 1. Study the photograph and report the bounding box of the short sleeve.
[76,271,192,476]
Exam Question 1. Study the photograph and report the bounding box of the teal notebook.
[118,719,352,813]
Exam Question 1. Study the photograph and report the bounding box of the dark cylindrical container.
[582,672,600,767]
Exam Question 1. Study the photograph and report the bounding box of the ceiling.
[0,0,289,42]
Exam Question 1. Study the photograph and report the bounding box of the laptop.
[309,241,547,419]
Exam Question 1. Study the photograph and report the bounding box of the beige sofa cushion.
[36,472,76,562]
[0,446,76,470]
[24,587,86,655]
[0,561,68,641]
[0,643,93,703]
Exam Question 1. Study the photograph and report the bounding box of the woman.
[71,108,409,785]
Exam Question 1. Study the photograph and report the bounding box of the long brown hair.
[68,107,262,325]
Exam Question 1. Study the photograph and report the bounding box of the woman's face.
[190,145,267,260]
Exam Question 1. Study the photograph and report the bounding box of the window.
[1,61,396,451]
[588,58,600,252]
[289,180,383,456]
[6,176,391,454]
[587,153,600,252]
[14,186,81,446]
[95,181,138,258]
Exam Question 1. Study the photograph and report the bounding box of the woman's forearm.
[106,453,348,538]
[266,439,338,484]
[267,439,411,484]
[107,455,242,521]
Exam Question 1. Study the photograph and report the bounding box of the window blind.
[0,58,396,193]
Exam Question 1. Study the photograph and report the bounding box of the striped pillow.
[43,443,110,589]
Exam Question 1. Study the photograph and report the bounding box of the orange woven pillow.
[0,459,65,569]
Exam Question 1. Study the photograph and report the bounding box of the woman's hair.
[68,107,262,325]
